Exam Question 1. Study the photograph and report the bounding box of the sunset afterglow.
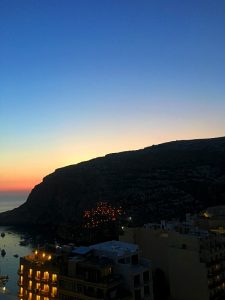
[1,0,225,193]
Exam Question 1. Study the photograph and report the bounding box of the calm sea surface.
[0,226,33,299]
[0,191,29,213]
[0,192,32,299]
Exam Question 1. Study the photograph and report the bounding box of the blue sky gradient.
[0,0,225,191]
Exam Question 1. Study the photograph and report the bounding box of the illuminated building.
[19,241,153,300]
[18,250,59,300]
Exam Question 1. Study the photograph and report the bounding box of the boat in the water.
[0,233,5,238]
[13,254,19,258]
[0,275,8,287]
[1,249,6,257]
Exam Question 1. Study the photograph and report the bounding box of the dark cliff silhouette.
[0,137,225,232]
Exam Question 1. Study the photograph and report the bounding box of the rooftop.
[90,240,139,257]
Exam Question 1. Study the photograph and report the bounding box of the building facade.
[18,250,59,300]
[18,241,154,300]
[120,219,225,300]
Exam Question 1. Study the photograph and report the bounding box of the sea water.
[0,191,29,213]
[0,191,32,298]
[0,226,33,298]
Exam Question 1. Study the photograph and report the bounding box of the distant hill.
[0,137,225,234]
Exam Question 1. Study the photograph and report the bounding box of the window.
[52,274,57,282]
[131,254,139,265]
[36,271,40,279]
[118,258,125,264]
[19,287,23,296]
[28,280,32,289]
[134,274,140,286]
[134,289,141,300]
[44,284,49,292]
[44,271,49,280]
[144,285,150,295]
[36,282,40,290]
[143,271,149,282]
[52,287,57,297]
[29,269,33,277]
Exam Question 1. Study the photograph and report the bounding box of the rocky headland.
[0,137,225,239]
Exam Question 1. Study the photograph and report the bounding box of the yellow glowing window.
[48,255,51,260]
[36,271,40,279]
[20,276,23,285]
[29,268,33,276]
[36,296,40,300]
[42,252,46,258]
[20,287,23,295]
[44,298,49,300]
[29,280,32,288]
[28,292,32,300]
[44,284,49,292]
[44,271,49,280]
[52,287,57,296]
[36,282,40,289]
[20,265,24,272]
[52,274,57,282]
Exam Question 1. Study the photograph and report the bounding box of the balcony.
[41,278,49,283]
[51,292,57,298]
[40,290,50,296]
[60,274,120,289]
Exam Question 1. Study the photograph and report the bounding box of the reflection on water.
[0,226,33,297]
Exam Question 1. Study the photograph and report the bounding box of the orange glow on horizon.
[1,133,223,192]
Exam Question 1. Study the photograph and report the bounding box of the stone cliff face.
[1,137,225,227]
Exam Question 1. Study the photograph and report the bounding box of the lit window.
[20,265,24,273]
[52,274,57,282]
[52,287,57,297]
[44,284,49,292]
[36,282,40,290]
[29,269,33,277]
[29,280,32,289]
[28,292,32,300]
[36,296,40,300]
[36,271,40,279]
[44,271,49,280]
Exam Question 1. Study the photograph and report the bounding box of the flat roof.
[90,240,139,257]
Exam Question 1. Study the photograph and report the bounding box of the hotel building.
[19,241,153,300]
[18,250,59,300]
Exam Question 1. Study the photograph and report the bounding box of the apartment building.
[120,218,225,300]
[18,241,153,300]
[18,250,59,300]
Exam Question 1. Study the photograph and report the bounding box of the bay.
[0,226,33,299]
[0,191,29,213]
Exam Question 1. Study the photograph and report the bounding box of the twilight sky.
[0,0,225,192]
